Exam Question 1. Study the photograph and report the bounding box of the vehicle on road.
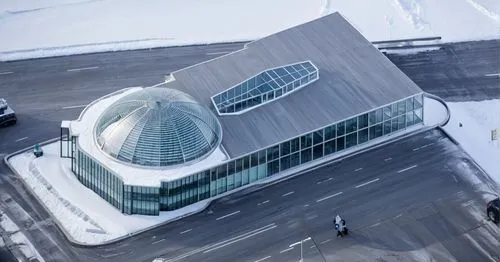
[487,197,499,224]
[0,98,17,127]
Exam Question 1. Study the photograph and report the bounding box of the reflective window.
[212,61,319,115]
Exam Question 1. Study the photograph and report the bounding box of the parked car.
[487,197,499,224]
[0,98,17,127]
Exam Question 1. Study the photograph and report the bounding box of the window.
[212,61,319,115]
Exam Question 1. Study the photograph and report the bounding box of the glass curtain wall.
[70,94,423,215]
[74,147,124,212]
[162,94,423,211]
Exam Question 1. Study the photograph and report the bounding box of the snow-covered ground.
[443,99,500,187]
[1,0,499,60]
[7,122,424,244]
[0,212,45,262]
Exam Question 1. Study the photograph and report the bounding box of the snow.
[7,121,423,244]
[0,213,45,262]
[423,96,448,127]
[0,213,20,233]
[443,99,500,187]
[8,143,216,244]
[1,0,499,61]
[70,86,228,187]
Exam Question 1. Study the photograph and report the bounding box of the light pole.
[289,237,311,262]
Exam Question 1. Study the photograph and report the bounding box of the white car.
[0,98,17,127]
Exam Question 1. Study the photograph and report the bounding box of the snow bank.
[444,99,500,186]
[8,143,214,244]
[0,213,45,262]
[1,0,499,60]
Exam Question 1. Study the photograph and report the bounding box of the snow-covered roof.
[69,87,228,187]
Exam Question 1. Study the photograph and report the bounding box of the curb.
[2,125,437,247]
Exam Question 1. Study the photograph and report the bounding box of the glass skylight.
[212,61,319,115]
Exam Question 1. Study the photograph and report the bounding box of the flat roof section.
[163,12,423,158]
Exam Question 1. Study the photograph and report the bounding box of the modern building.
[60,12,424,216]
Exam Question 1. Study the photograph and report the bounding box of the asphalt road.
[111,129,498,262]
[0,39,499,262]
[387,40,500,101]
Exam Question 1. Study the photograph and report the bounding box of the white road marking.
[258,200,270,205]
[397,164,418,173]
[0,71,13,75]
[310,245,315,249]
[394,214,403,219]
[304,204,310,207]
[253,256,271,262]
[216,210,240,220]
[317,177,334,184]
[384,157,392,161]
[180,229,192,234]
[453,175,458,183]
[369,222,381,228]
[320,239,331,244]
[15,137,28,142]
[280,247,294,253]
[354,168,363,172]
[62,104,87,109]
[125,86,143,89]
[206,51,230,56]
[152,238,165,245]
[420,143,434,149]
[316,192,343,203]
[167,223,276,261]
[355,178,380,188]
[282,191,294,197]
[484,73,500,77]
[412,147,420,151]
[203,224,277,253]
[66,66,99,72]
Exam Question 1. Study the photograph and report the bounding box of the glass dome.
[95,87,222,167]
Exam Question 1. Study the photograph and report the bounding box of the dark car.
[487,197,499,224]
[0,98,17,127]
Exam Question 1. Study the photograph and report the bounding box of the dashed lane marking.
[253,256,271,262]
[15,137,28,142]
[0,71,13,75]
[412,147,420,151]
[354,168,363,172]
[216,210,240,220]
[206,51,230,56]
[484,73,500,77]
[397,164,418,173]
[180,229,192,234]
[320,239,331,244]
[152,239,166,245]
[280,247,294,253]
[282,191,294,197]
[384,157,392,161]
[62,104,87,109]
[355,178,380,188]
[66,66,99,72]
[258,200,270,206]
[316,192,343,203]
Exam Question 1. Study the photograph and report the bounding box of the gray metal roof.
[162,12,423,158]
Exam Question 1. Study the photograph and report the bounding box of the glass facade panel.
[345,117,357,133]
[72,94,425,214]
[345,132,357,149]
[213,61,319,114]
